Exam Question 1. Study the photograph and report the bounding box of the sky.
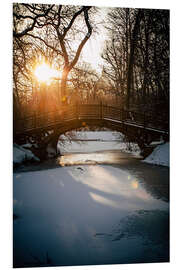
[81,7,109,74]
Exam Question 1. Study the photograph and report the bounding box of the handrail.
[14,104,169,135]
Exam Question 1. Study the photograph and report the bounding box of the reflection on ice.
[131,180,138,189]
[59,153,112,166]
[13,149,169,267]
[89,192,121,209]
[68,165,168,211]
[58,151,138,166]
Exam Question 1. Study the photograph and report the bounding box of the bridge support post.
[46,142,58,158]
[46,132,62,158]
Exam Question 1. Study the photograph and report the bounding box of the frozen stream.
[13,139,169,267]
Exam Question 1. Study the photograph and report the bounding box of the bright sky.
[81,7,109,74]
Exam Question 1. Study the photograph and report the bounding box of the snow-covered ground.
[13,144,39,165]
[143,142,169,167]
[58,131,140,156]
[60,131,124,141]
[59,131,169,167]
[13,162,169,267]
[13,131,169,267]
[13,131,169,168]
[59,140,140,155]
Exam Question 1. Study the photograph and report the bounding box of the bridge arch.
[14,104,169,159]
[46,118,166,158]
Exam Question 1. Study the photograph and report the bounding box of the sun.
[34,62,60,82]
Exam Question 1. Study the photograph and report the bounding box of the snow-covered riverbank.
[13,131,169,167]
[13,144,40,166]
[13,131,140,166]
[143,142,169,167]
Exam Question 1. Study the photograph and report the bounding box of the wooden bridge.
[14,103,169,142]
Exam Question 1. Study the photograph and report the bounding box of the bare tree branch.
[13,5,54,38]
[26,33,62,56]
[69,7,92,69]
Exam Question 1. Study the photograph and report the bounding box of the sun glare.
[34,62,60,82]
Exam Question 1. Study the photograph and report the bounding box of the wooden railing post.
[15,103,169,140]
[122,109,126,122]
[76,102,79,119]
[100,101,103,119]
[120,109,123,122]
[34,111,36,128]
[144,112,146,128]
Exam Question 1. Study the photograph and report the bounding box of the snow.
[21,143,33,149]
[60,130,123,141]
[58,131,140,156]
[59,140,140,155]
[143,142,169,167]
[13,144,40,165]
[149,140,164,146]
[73,131,123,141]
[13,130,170,266]
[13,163,169,267]
[14,131,169,168]
[13,131,169,267]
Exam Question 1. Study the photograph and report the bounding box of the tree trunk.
[60,67,69,104]
[126,9,143,110]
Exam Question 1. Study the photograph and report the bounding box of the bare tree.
[102,8,136,107]
[70,63,99,103]
[13,4,94,103]
[126,9,143,109]
[102,7,169,116]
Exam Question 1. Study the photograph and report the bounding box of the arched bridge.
[14,103,169,148]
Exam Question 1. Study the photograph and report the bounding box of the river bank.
[13,131,169,170]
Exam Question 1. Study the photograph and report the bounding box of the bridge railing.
[14,103,169,135]
[77,104,102,119]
